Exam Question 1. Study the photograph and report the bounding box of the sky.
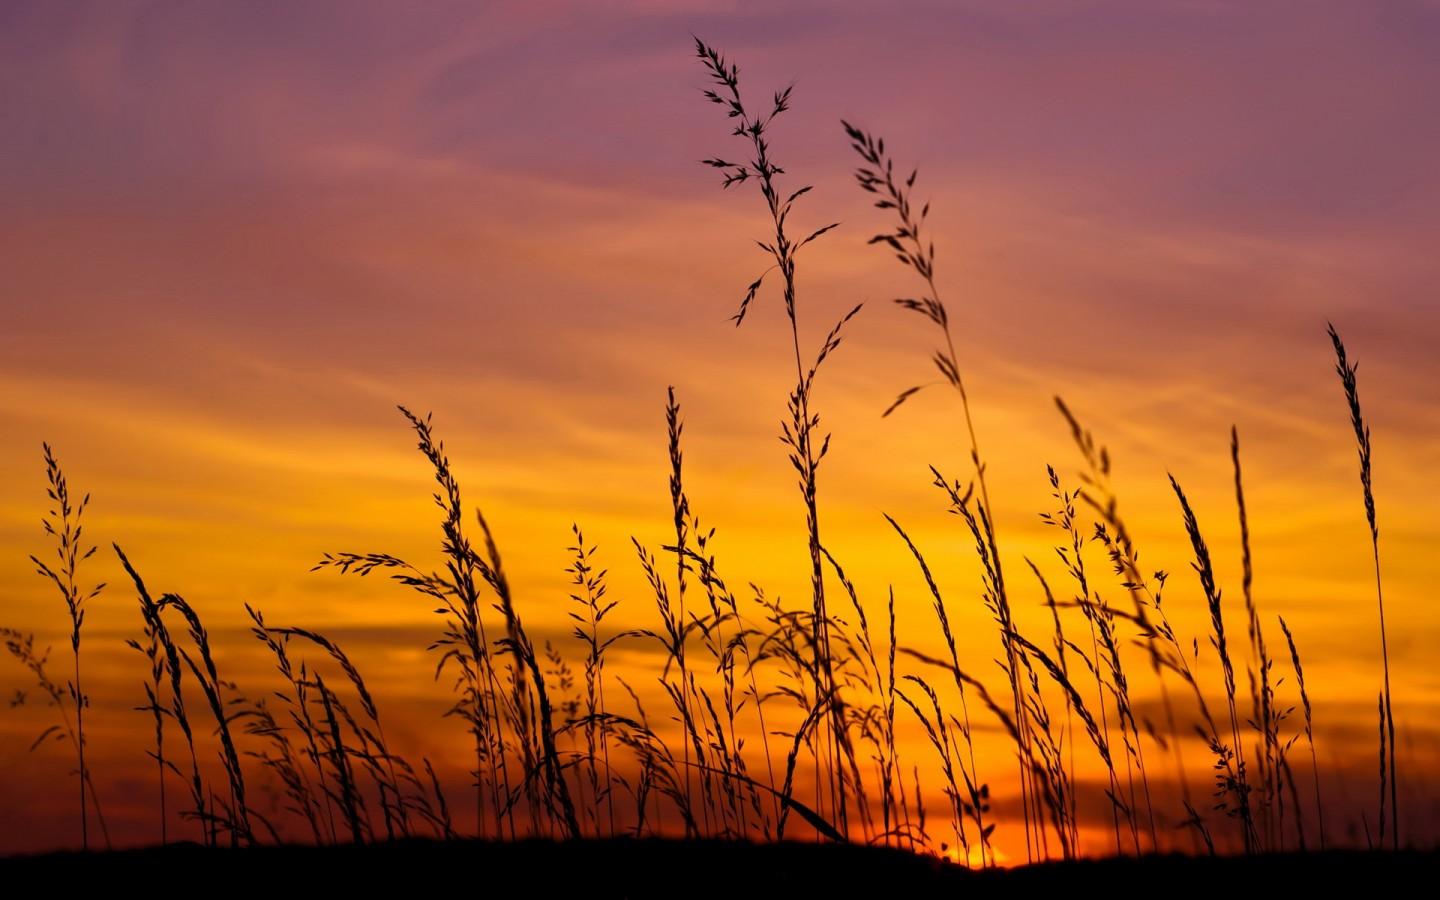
[2,0,1439,857]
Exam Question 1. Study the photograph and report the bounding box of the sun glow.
[2,0,1439,863]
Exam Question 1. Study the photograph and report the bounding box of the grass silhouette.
[0,40,1425,873]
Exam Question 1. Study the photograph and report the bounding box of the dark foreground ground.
[1,839,1433,894]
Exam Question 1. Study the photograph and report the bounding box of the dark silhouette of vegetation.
[0,42,1419,871]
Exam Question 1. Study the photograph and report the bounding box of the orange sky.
[2,1,1439,857]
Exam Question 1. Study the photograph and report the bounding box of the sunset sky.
[2,1,1439,856]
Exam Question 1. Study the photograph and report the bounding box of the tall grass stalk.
[29,444,108,849]
[846,123,1037,861]
[1231,428,1279,850]
[664,387,701,829]
[1056,396,1199,851]
[1279,616,1325,849]
[697,39,858,833]
[115,545,210,844]
[317,407,518,838]
[1328,323,1397,849]
[124,568,173,844]
[886,515,992,863]
[1171,475,1256,852]
[567,525,620,835]
[1041,468,1130,854]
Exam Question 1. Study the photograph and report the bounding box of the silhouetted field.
[1,37,1425,866]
